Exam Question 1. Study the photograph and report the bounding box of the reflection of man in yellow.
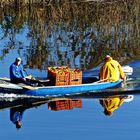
[100,55,125,82]
[99,97,125,116]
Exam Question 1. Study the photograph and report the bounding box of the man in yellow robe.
[100,55,125,82]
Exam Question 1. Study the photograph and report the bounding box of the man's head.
[104,55,112,62]
[15,57,21,66]
[16,120,22,129]
[104,109,113,116]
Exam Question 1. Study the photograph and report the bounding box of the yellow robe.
[100,57,125,82]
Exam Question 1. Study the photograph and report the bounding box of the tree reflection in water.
[0,1,139,70]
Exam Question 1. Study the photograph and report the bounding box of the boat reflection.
[0,94,134,129]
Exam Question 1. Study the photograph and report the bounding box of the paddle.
[93,78,110,83]
[23,70,50,85]
[18,83,39,90]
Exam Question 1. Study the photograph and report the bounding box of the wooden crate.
[50,74,69,86]
[69,70,82,85]
[48,69,69,86]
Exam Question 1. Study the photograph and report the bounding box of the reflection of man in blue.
[10,108,26,129]
[9,100,46,129]
[9,57,26,84]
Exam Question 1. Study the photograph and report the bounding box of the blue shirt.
[10,62,26,80]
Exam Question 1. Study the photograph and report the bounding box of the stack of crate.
[48,99,82,111]
[48,66,82,86]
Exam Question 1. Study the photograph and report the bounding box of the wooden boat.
[0,78,123,96]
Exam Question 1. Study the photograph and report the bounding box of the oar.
[23,70,50,84]
[18,84,39,90]
[93,78,110,83]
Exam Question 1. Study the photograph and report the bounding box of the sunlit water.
[0,1,140,140]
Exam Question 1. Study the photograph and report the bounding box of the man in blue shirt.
[10,57,27,84]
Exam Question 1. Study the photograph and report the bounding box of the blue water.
[0,97,140,140]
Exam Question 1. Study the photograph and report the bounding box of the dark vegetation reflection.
[0,0,140,71]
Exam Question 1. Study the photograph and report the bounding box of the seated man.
[9,57,43,86]
[100,55,125,82]
[9,57,27,84]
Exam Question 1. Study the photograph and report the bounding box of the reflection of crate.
[48,71,69,86]
[48,99,82,111]
[48,100,73,111]
[71,100,82,108]
[69,71,82,85]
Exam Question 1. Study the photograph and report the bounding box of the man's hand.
[123,76,127,82]
[22,78,26,81]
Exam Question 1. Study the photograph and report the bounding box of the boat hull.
[0,80,122,96]
[25,80,122,96]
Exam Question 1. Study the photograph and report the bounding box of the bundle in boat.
[48,66,82,86]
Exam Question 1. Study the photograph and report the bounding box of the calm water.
[0,1,140,140]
